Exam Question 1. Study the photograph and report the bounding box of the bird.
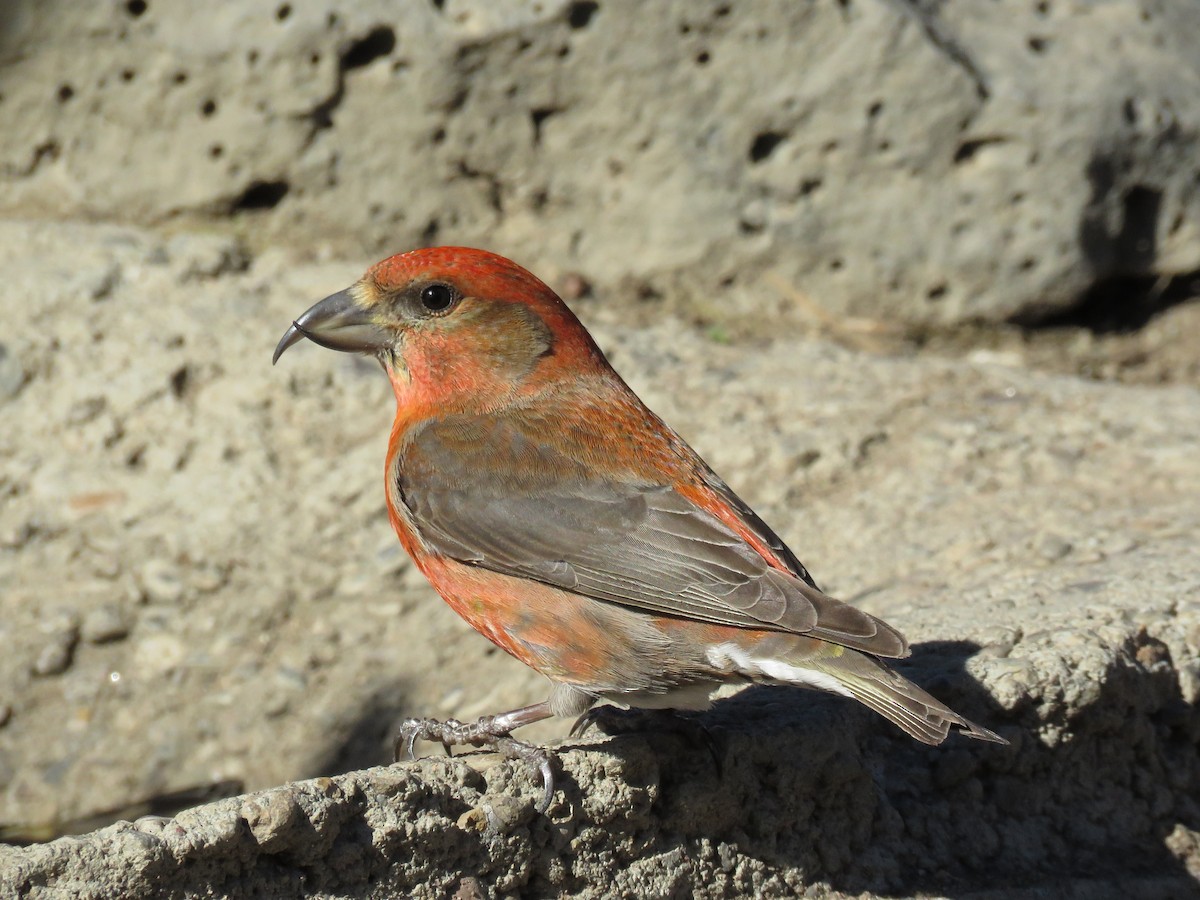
[273,247,1006,810]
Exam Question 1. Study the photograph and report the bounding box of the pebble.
[81,605,130,644]
[33,637,77,676]
[456,796,533,836]
[263,692,291,718]
[90,554,123,580]
[738,198,768,232]
[32,611,80,677]
[192,563,227,593]
[1037,534,1073,561]
[1100,533,1138,556]
[133,633,186,677]
[139,559,184,604]
[0,521,35,549]
[241,790,304,851]
[452,877,488,900]
[0,342,27,402]
[0,704,12,728]
[167,806,244,856]
[84,259,121,300]
[65,396,107,426]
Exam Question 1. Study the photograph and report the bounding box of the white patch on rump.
[605,681,719,711]
[705,642,853,698]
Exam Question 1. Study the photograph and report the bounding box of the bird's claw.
[492,735,556,814]
[568,706,610,739]
[393,715,557,813]
[394,719,430,762]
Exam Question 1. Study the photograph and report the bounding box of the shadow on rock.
[7,637,1197,898]
[303,679,413,779]
[582,638,1199,897]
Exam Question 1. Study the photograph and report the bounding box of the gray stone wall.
[4,0,1199,325]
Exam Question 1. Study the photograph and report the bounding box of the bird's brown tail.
[808,650,1007,745]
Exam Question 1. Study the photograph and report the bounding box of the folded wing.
[397,415,908,659]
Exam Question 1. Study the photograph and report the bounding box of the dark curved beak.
[272,288,391,365]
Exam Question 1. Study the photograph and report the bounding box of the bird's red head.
[273,247,609,419]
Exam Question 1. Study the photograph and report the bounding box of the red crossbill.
[274,248,1004,809]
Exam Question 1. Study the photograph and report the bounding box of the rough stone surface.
[3,4,1200,891]
[1,218,1199,896]
[2,561,1200,899]
[2,0,1198,327]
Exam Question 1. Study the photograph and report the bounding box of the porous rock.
[1,1,1197,325]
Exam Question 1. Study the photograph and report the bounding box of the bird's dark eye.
[419,283,456,313]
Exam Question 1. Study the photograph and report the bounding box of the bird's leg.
[394,701,557,812]
[570,705,723,775]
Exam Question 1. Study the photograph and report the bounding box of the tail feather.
[810,651,1007,745]
[707,635,1008,745]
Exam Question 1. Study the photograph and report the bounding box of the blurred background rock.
[4,0,1198,332]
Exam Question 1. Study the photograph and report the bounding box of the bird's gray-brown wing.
[698,468,819,590]
[396,415,907,658]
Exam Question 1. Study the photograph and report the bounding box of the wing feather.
[397,415,907,658]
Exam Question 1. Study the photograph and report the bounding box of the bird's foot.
[394,714,556,813]
[570,706,723,775]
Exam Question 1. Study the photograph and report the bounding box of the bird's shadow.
[303,680,413,779]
